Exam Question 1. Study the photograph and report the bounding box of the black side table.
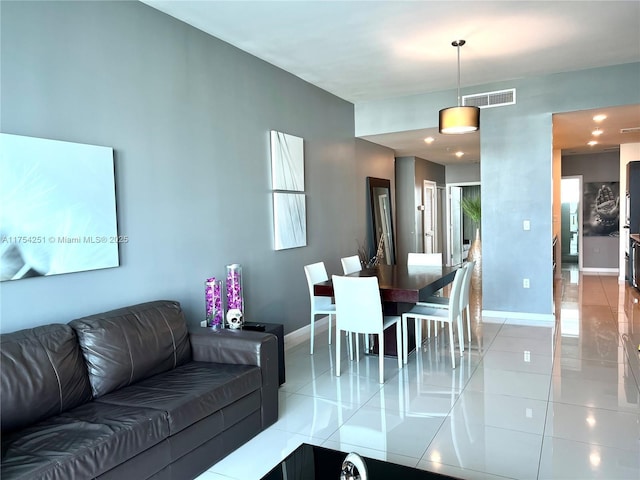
[243,322,285,386]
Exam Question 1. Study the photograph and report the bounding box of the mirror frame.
[367,177,396,265]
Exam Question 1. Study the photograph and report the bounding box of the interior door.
[449,186,463,265]
[423,181,437,254]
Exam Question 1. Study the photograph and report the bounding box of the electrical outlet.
[523,278,530,288]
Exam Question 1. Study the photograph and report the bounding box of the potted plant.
[461,196,482,290]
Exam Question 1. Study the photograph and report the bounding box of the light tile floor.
[198,266,640,479]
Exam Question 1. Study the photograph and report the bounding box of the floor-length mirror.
[368,177,396,265]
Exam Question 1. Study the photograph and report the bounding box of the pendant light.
[439,40,480,134]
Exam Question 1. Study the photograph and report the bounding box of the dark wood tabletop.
[313,264,459,304]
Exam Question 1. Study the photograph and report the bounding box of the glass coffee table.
[260,443,461,479]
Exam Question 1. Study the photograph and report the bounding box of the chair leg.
[458,314,464,345]
[460,317,465,356]
[465,305,471,341]
[328,314,332,345]
[310,314,315,354]
[415,318,422,355]
[355,333,360,361]
[448,323,456,368]
[401,316,408,365]
[378,333,384,383]
[396,321,403,370]
[336,328,342,377]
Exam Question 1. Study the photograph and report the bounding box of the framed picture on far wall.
[583,181,620,237]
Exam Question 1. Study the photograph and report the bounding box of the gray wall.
[394,156,445,263]
[562,152,620,269]
[446,163,481,184]
[357,62,640,317]
[355,139,396,259]
[0,1,369,334]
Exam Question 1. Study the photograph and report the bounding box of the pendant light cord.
[456,42,462,107]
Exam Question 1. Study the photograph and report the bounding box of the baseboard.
[482,310,555,325]
[581,268,619,275]
[284,315,332,351]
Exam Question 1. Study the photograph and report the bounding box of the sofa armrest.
[189,329,278,428]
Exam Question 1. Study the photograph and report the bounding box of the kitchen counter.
[631,234,640,243]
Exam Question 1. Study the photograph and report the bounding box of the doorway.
[423,180,437,253]
[446,183,481,266]
[561,176,582,267]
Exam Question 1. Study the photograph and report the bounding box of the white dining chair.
[407,252,445,344]
[458,260,475,343]
[420,260,474,344]
[340,254,367,356]
[332,275,403,383]
[304,262,336,354]
[401,266,465,367]
[341,255,362,275]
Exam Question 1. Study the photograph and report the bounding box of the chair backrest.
[304,262,329,300]
[341,255,362,275]
[407,252,442,266]
[446,267,465,321]
[459,260,475,310]
[332,275,383,335]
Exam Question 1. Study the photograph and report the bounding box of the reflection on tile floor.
[198,267,640,480]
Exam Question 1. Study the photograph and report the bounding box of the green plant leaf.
[461,197,481,225]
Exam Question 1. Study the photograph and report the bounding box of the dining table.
[313,263,460,357]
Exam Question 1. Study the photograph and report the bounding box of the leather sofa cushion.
[0,324,92,434]
[95,362,262,435]
[1,402,168,480]
[69,300,191,398]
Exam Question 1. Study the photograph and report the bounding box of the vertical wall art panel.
[583,181,620,237]
[0,133,119,281]
[273,192,307,250]
[270,131,304,191]
[270,130,307,250]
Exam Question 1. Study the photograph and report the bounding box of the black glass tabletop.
[261,443,462,480]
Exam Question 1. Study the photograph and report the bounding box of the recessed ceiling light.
[593,114,607,122]
[424,136,435,144]
[455,151,464,158]
[588,140,598,146]
[592,128,603,136]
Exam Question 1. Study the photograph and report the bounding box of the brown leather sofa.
[1,300,279,480]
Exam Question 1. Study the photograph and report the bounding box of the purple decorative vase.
[226,264,244,317]
[205,278,224,328]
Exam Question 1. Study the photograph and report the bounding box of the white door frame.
[446,181,481,267]
[423,180,437,254]
[561,175,583,271]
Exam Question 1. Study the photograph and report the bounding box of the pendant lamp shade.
[439,40,480,135]
[439,106,480,134]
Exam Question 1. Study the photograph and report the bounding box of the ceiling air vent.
[463,88,516,109]
[620,127,640,134]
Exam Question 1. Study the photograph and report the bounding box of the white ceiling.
[142,0,640,164]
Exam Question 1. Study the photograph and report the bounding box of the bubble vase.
[205,278,224,328]
[226,264,244,326]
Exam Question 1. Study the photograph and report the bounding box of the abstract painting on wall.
[583,181,620,237]
[0,133,120,281]
[273,192,306,250]
[270,130,307,250]
[270,131,304,191]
